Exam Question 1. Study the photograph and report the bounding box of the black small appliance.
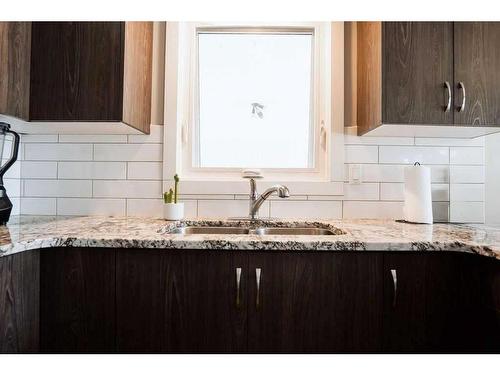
[0,122,20,225]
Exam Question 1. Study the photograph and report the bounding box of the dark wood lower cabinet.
[247,252,383,353]
[0,251,39,353]
[40,248,116,353]
[382,253,482,353]
[116,250,247,353]
[2,248,500,353]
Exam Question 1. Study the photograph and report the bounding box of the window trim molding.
[163,22,344,194]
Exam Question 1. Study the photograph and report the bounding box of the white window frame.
[164,22,344,194]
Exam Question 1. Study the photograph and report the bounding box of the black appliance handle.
[0,129,20,186]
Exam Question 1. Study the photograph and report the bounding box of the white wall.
[485,132,500,225]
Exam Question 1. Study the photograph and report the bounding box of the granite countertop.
[0,215,500,260]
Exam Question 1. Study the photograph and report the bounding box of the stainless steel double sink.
[168,226,338,236]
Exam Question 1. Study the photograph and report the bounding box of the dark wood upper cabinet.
[454,22,500,126]
[382,22,454,126]
[0,251,39,353]
[356,21,500,137]
[0,21,153,133]
[40,248,116,353]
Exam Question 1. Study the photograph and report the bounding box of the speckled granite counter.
[0,215,500,260]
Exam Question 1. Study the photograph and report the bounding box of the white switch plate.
[348,164,362,184]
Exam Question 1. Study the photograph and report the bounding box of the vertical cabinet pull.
[457,81,466,112]
[443,81,451,112]
[255,268,262,309]
[235,267,242,308]
[390,269,397,308]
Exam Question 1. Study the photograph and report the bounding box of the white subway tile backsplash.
[379,183,403,201]
[127,162,162,180]
[345,145,378,163]
[379,146,449,164]
[343,183,379,200]
[415,137,484,147]
[450,201,484,223]
[4,179,21,197]
[93,180,162,198]
[188,194,236,200]
[16,128,485,223]
[198,199,269,218]
[432,202,450,222]
[20,134,59,143]
[432,184,450,202]
[344,134,414,145]
[450,166,485,183]
[379,183,449,202]
[58,162,127,180]
[343,201,403,219]
[350,164,404,183]
[270,200,342,219]
[20,161,58,179]
[57,198,126,216]
[127,199,197,218]
[450,184,484,202]
[10,198,20,215]
[24,180,92,197]
[4,160,21,179]
[127,199,164,218]
[430,166,450,183]
[450,147,484,165]
[25,143,92,161]
[20,198,56,215]
[94,144,162,161]
[128,125,163,143]
[59,134,127,143]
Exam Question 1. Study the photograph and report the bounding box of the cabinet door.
[454,22,500,125]
[382,254,427,352]
[479,255,500,352]
[116,249,248,353]
[383,253,467,353]
[382,22,454,125]
[40,248,116,353]
[247,252,383,353]
[0,22,31,120]
[0,252,39,353]
[29,22,124,121]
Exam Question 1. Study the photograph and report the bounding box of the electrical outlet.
[349,164,362,184]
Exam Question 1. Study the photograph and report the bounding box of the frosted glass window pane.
[197,32,313,168]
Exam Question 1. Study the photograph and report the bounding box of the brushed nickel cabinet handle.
[444,81,451,112]
[391,269,397,308]
[236,267,242,308]
[255,268,262,309]
[457,81,466,112]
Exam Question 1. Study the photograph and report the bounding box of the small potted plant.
[163,174,184,220]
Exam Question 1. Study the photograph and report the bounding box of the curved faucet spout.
[248,182,290,219]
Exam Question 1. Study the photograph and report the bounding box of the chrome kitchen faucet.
[243,174,290,220]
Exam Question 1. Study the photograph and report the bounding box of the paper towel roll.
[403,164,433,224]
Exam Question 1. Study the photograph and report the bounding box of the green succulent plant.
[163,174,180,204]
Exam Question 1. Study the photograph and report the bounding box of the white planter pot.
[163,203,184,220]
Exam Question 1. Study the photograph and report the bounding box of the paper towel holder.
[397,161,434,225]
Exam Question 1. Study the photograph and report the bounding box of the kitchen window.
[165,22,344,183]
[197,29,314,169]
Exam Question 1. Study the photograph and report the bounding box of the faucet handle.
[242,169,263,179]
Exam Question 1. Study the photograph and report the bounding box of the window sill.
[164,179,344,196]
